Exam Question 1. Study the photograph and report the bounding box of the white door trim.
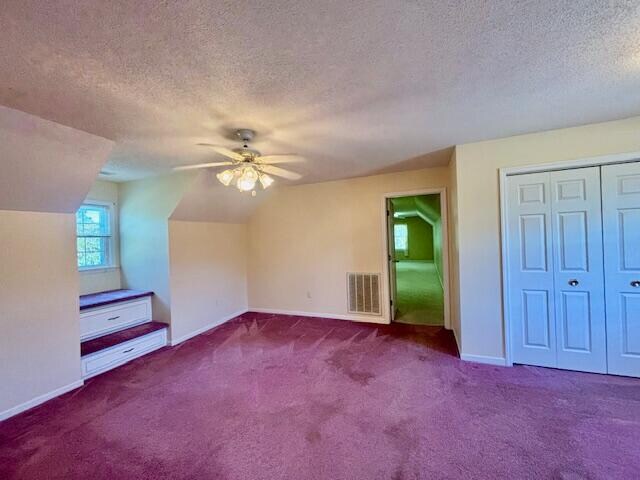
[499,150,640,366]
[381,187,451,329]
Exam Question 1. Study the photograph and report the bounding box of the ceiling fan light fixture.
[237,177,256,192]
[186,129,301,194]
[259,173,274,189]
[216,169,235,186]
[236,167,258,192]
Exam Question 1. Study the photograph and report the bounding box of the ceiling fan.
[173,129,303,194]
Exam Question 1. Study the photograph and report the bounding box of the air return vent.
[347,273,381,315]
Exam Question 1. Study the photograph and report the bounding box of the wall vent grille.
[347,273,381,315]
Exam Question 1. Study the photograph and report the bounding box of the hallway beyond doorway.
[394,260,444,325]
[386,191,447,327]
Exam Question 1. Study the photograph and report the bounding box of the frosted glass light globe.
[259,173,274,189]
[216,169,235,186]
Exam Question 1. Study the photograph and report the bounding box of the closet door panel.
[559,291,591,351]
[550,167,607,373]
[602,162,640,377]
[507,172,557,367]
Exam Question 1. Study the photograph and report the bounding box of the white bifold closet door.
[602,162,640,377]
[507,171,557,368]
[507,167,607,373]
[550,168,606,373]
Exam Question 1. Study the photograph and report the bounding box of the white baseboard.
[460,353,508,366]
[170,309,248,346]
[249,307,389,325]
[0,379,84,422]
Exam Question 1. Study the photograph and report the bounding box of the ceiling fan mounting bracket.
[235,128,255,144]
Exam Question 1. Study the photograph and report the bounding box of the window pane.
[85,252,102,267]
[83,222,102,236]
[394,224,408,251]
[85,237,102,252]
[76,205,110,236]
[76,211,84,234]
[76,203,112,268]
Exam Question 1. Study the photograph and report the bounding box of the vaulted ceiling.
[2,1,639,184]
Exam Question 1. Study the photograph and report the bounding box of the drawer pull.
[107,316,121,321]
[122,348,134,354]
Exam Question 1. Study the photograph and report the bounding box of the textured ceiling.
[2,1,640,184]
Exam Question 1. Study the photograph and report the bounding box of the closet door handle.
[568,279,579,287]
[631,280,640,288]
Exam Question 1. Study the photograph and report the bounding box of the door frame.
[381,188,451,329]
[499,151,640,366]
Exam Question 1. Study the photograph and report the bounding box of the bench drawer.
[81,328,167,379]
[80,297,151,340]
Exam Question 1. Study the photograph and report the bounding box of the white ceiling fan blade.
[260,165,302,180]
[196,143,244,162]
[173,161,234,171]
[258,154,305,165]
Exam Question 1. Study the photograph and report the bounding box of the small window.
[394,223,408,255]
[76,204,113,269]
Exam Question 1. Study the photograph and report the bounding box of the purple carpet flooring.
[1,312,639,479]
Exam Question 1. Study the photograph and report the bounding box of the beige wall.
[79,180,121,295]
[248,167,450,321]
[454,115,640,360]
[171,171,268,223]
[119,173,195,327]
[169,221,248,344]
[0,210,81,416]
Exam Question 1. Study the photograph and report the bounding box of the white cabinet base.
[80,296,152,341]
[81,328,167,379]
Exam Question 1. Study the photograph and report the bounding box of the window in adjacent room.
[76,203,113,269]
[394,223,408,256]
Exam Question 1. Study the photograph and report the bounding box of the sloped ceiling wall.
[0,106,114,213]
[415,195,441,224]
[392,194,441,225]
[170,170,271,223]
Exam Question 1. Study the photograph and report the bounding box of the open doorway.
[385,192,448,326]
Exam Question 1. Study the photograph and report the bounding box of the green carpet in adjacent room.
[394,260,444,325]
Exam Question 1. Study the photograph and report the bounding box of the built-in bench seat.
[79,289,167,379]
[80,288,154,310]
[80,321,168,379]
[81,321,167,356]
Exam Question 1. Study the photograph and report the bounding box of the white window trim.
[77,199,119,272]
